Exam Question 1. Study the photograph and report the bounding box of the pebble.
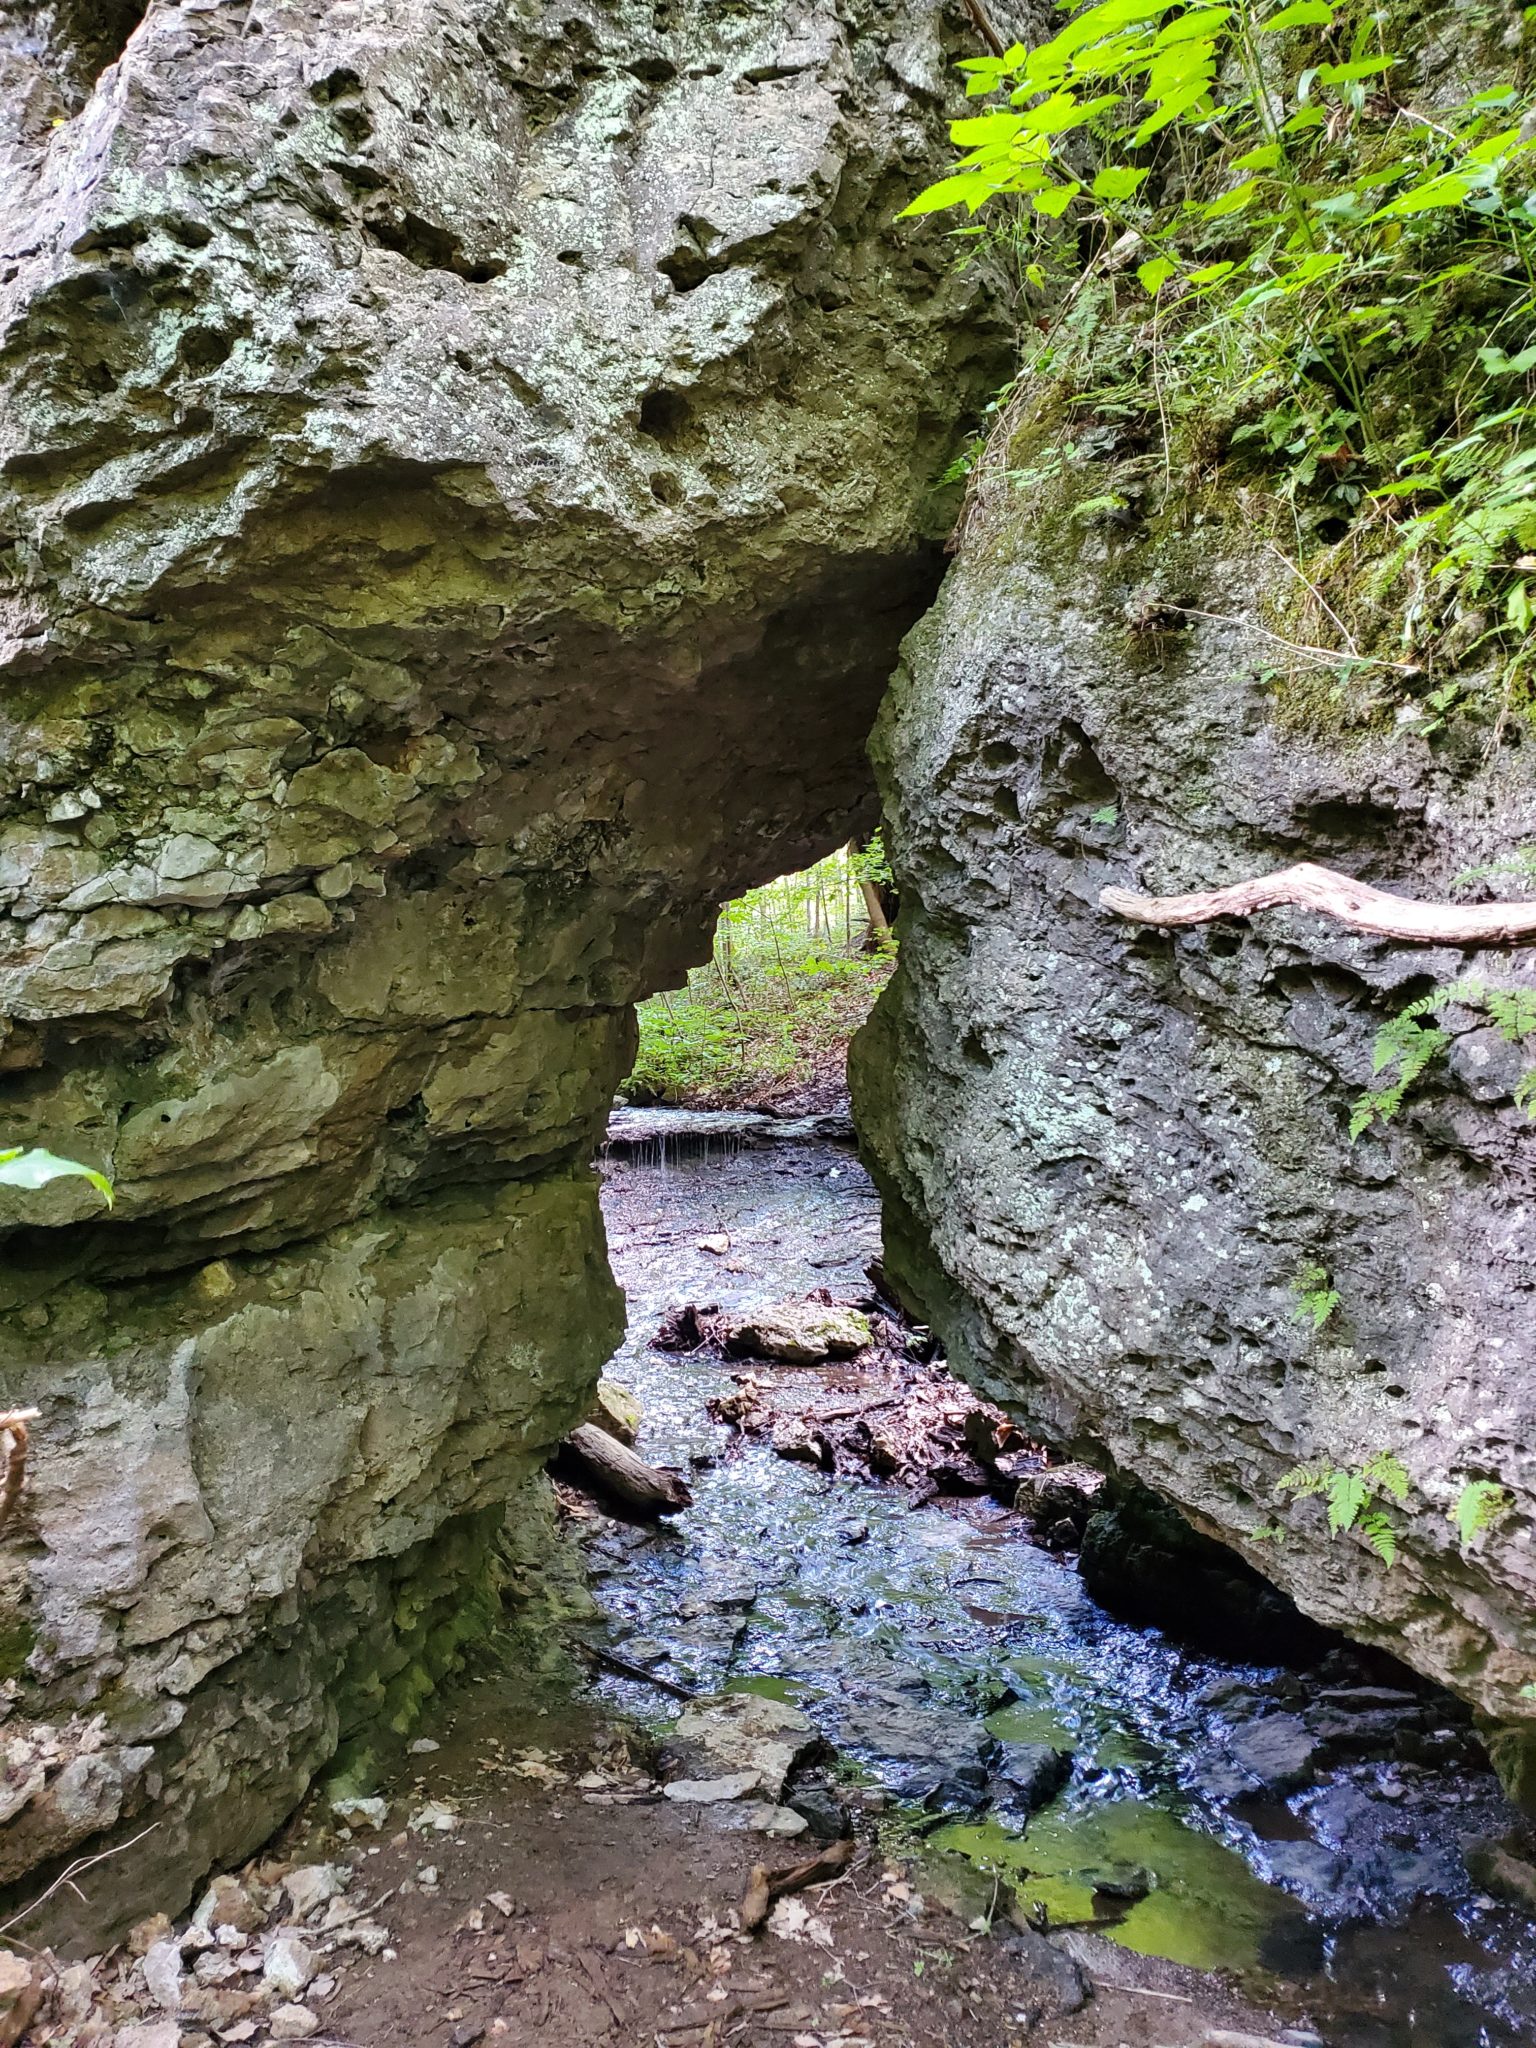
[113,2025,180,2048]
[262,1935,316,1999]
[330,1795,388,1829]
[282,1865,347,1920]
[140,1939,184,2011]
[268,2005,320,2041]
[661,1771,761,1803]
[410,1738,441,1754]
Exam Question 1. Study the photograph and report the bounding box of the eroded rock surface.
[852,483,1536,1792]
[0,0,1002,1932]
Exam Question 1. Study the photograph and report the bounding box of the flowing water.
[585,1118,1536,2046]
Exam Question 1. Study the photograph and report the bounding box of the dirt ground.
[304,1684,1311,2048]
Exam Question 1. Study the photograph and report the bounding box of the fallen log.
[741,1836,856,1935]
[561,1423,693,1518]
[1100,861,1536,947]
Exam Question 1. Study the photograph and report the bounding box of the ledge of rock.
[0,0,1006,1937]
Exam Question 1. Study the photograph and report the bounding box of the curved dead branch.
[0,1410,38,1535]
[1100,862,1536,946]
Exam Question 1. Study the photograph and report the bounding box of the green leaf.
[0,1146,113,1205]
[1371,172,1473,220]
[948,111,1023,145]
[899,173,996,218]
[1093,164,1150,199]
[1233,141,1285,171]
[1154,5,1232,45]
[1135,75,1215,142]
[1478,342,1536,377]
[1259,0,1334,27]
[1032,180,1083,217]
[1187,259,1237,284]
[1360,1512,1399,1568]
[1202,176,1261,219]
[1327,1468,1369,1532]
[1453,1480,1513,1546]
[1314,54,1395,81]
[1137,254,1179,294]
[1363,1451,1411,1503]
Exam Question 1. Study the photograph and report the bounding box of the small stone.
[417,1865,441,1887]
[330,1794,388,1829]
[217,2027,258,2045]
[336,1921,390,1956]
[114,2026,180,2048]
[663,1771,762,1803]
[142,1938,184,2011]
[408,1737,441,1754]
[408,1800,459,1833]
[128,1913,173,1957]
[748,1804,809,1838]
[262,1935,315,1999]
[194,1876,265,1937]
[281,1865,346,1920]
[268,2005,320,2041]
[451,2024,487,2046]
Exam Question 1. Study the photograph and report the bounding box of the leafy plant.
[1350,976,1536,1135]
[908,0,1536,715]
[1453,845,1536,893]
[1293,1259,1340,1328]
[1452,1478,1513,1546]
[0,1147,112,1207]
[1276,1449,1410,1564]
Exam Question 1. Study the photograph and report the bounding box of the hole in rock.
[637,386,691,442]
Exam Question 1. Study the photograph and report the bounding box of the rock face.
[852,479,1536,1790]
[0,0,1001,1933]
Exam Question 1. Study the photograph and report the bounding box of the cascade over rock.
[0,0,1004,1933]
[852,482,1536,1797]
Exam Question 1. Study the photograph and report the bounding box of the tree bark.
[1101,862,1536,947]
[561,1424,693,1517]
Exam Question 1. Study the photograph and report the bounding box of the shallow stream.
[586,1120,1536,2046]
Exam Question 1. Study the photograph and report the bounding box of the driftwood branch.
[560,1424,693,1518]
[0,1410,40,1536]
[1101,862,1536,947]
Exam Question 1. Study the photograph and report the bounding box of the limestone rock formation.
[0,0,1003,1933]
[852,483,1536,1792]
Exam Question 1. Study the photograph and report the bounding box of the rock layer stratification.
[0,0,1003,1933]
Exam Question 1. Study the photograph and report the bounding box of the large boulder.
[0,0,1006,1935]
[852,465,1536,1794]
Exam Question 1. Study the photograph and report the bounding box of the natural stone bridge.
[2,0,1534,1948]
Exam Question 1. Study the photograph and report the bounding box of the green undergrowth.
[920,0,1536,733]
[624,846,894,1108]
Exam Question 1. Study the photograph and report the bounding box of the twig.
[0,1823,160,1936]
[1263,535,1360,656]
[581,1644,697,1700]
[1101,860,1536,946]
[1166,603,1418,674]
[960,0,1007,56]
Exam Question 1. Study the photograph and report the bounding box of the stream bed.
[585,1119,1536,2047]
